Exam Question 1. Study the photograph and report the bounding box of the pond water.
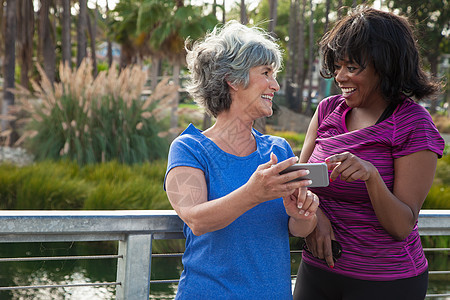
[0,241,448,299]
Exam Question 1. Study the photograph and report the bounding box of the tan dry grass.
[8,60,182,147]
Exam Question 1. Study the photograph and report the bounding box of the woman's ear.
[227,81,238,91]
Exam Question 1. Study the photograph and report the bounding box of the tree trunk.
[86,4,98,77]
[268,0,278,36]
[170,62,181,140]
[61,0,72,66]
[285,0,298,112]
[305,0,314,116]
[255,0,279,133]
[0,0,5,59]
[39,0,56,83]
[324,0,330,34]
[296,0,306,113]
[2,0,18,144]
[105,0,113,66]
[337,0,343,18]
[150,57,161,91]
[222,0,226,23]
[17,0,34,89]
[427,52,439,115]
[77,0,88,67]
[317,0,330,101]
[240,0,247,25]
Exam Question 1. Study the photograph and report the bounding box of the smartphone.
[279,162,329,187]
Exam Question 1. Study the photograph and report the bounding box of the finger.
[305,236,317,257]
[296,187,308,210]
[299,190,313,215]
[315,237,325,259]
[279,168,311,185]
[260,152,278,171]
[269,156,298,174]
[325,152,350,164]
[303,193,319,217]
[324,239,335,268]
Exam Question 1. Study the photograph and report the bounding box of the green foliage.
[424,153,450,209]
[16,62,174,166]
[0,160,87,209]
[0,163,21,209]
[267,127,306,154]
[82,161,170,210]
[0,160,171,211]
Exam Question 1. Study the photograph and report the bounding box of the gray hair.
[185,20,282,117]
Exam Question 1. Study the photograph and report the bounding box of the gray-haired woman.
[164,20,319,299]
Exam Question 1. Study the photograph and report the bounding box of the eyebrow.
[260,66,273,72]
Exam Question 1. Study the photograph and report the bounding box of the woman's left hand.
[283,187,319,220]
[325,151,378,183]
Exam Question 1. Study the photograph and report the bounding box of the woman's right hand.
[244,153,313,204]
[305,208,336,268]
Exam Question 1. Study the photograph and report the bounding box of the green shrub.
[0,160,172,211]
[267,127,306,154]
[424,153,450,209]
[11,161,87,209]
[0,163,20,209]
[14,62,176,165]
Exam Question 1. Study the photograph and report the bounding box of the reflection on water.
[9,269,115,300]
[0,241,448,299]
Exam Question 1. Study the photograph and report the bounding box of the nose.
[335,68,348,83]
[270,77,280,92]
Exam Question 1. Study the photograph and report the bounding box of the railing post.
[116,233,153,300]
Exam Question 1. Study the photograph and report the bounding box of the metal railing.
[0,209,448,299]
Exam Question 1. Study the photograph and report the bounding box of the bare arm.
[369,150,437,240]
[298,109,337,266]
[326,150,438,240]
[299,109,319,164]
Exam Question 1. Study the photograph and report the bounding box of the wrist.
[289,214,317,237]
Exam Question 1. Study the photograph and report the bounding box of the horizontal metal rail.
[0,209,448,299]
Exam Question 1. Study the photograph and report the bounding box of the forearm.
[365,170,416,240]
[179,185,259,236]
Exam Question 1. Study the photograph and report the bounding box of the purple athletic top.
[303,94,445,281]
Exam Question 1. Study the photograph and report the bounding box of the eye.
[347,66,358,72]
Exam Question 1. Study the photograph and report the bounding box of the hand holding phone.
[279,163,329,187]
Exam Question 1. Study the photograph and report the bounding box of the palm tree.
[268,0,278,36]
[17,1,34,89]
[296,0,306,113]
[39,0,56,83]
[61,0,72,66]
[286,0,299,112]
[87,4,98,77]
[136,0,217,136]
[2,0,17,144]
[240,0,247,24]
[77,0,88,67]
[304,0,315,115]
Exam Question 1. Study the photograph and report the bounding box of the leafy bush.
[424,152,450,209]
[0,160,171,211]
[266,127,306,155]
[0,160,87,209]
[13,61,178,165]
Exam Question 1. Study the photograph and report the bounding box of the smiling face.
[334,60,384,109]
[231,65,280,120]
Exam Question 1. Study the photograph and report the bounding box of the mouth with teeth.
[341,87,356,97]
[261,94,274,103]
